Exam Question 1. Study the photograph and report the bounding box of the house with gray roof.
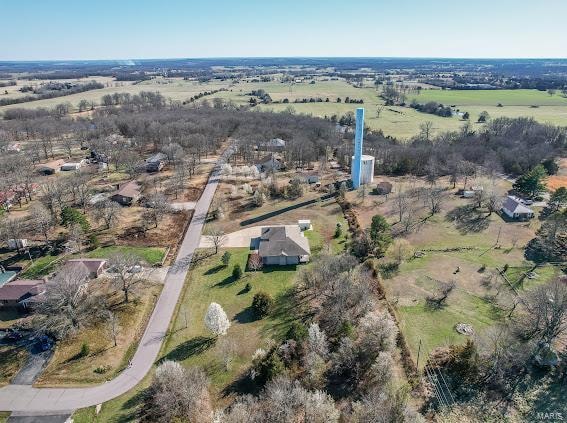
[501,195,534,220]
[258,226,310,266]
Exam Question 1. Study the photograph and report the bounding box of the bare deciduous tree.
[34,264,106,339]
[107,252,146,303]
[206,226,227,254]
[146,361,213,423]
[93,199,121,229]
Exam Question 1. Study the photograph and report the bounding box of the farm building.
[111,181,141,206]
[501,195,535,220]
[258,226,310,266]
[0,279,46,308]
[65,258,107,279]
[146,153,167,172]
[36,159,65,175]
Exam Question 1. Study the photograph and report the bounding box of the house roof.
[262,138,286,147]
[255,154,282,166]
[66,258,107,274]
[146,153,167,163]
[259,226,310,258]
[503,196,534,214]
[114,181,141,199]
[0,279,45,301]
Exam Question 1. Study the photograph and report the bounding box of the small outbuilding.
[501,195,534,220]
[61,162,83,171]
[298,220,312,231]
[111,181,141,206]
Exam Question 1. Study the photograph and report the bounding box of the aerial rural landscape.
[0,1,565,422]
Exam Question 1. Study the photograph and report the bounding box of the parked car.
[522,199,534,205]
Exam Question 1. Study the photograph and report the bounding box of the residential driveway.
[11,348,53,385]
[0,144,235,413]
[199,224,298,248]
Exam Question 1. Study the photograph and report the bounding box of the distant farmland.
[1,76,566,139]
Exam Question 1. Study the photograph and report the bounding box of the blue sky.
[1,0,566,60]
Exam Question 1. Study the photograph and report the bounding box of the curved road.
[0,147,234,413]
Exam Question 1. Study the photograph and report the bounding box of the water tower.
[351,108,374,188]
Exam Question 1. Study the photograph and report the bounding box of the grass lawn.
[86,246,167,266]
[36,283,162,387]
[73,247,301,420]
[72,375,151,423]
[19,253,62,279]
[0,412,10,423]
[161,247,297,396]
[0,344,28,386]
[396,287,502,368]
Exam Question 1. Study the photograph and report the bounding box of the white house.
[501,196,534,220]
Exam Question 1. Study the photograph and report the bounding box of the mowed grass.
[410,89,567,106]
[397,292,500,368]
[86,246,167,265]
[160,247,297,394]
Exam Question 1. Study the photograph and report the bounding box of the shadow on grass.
[204,264,225,275]
[446,205,490,234]
[234,306,257,324]
[214,275,237,288]
[261,288,313,340]
[117,387,149,422]
[159,336,215,363]
[222,369,263,397]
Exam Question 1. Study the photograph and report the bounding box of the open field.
[346,175,561,365]
[3,76,565,139]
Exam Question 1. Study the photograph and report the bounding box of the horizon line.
[2,55,567,63]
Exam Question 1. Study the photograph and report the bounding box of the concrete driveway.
[199,225,298,249]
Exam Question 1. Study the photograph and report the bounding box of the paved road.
[0,146,234,413]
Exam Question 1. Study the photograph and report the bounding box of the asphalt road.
[0,146,234,413]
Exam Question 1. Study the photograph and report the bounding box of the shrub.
[88,234,99,250]
[94,365,110,374]
[337,320,355,339]
[221,251,231,267]
[334,224,342,238]
[244,282,252,292]
[286,321,308,342]
[252,292,274,318]
[255,349,285,384]
[232,264,242,280]
[61,207,91,232]
[79,342,90,358]
[378,261,400,278]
